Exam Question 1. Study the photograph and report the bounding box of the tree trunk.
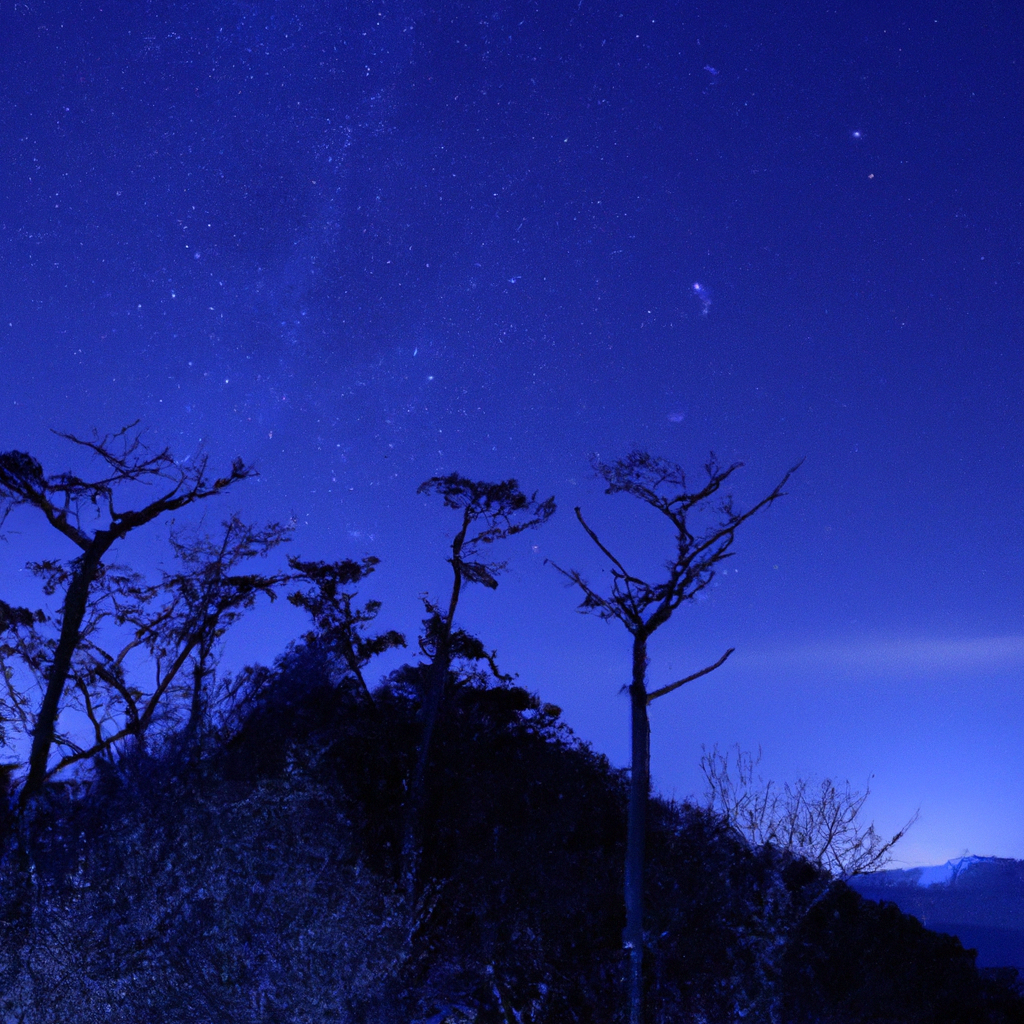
[21,543,108,805]
[401,641,450,903]
[402,536,464,904]
[624,631,650,1024]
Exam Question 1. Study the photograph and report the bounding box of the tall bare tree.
[549,450,800,1024]
[402,474,555,900]
[0,424,252,805]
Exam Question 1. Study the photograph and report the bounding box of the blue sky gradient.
[1,0,1021,864]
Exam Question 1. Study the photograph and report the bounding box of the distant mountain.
[849,857,1024,971]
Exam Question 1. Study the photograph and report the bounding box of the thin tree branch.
[44,723,138,779]
[646,647,734,703]
[546,559,614,612]
[573,507,647,590]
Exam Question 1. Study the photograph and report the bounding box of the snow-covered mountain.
[861,854,1006,889]
[848,857,1024,970]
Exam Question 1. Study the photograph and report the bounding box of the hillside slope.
[0,648,1021,1023]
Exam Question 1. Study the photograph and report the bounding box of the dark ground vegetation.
[0,642,1021,1024]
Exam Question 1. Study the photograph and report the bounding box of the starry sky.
[1,0,1022,866]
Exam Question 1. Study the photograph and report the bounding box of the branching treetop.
[288,555,407,698]
[417,474,556,591]
[0,422,252,551]
[551,450,802,639]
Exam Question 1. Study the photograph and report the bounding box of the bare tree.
[0,424,253,805]
[0,515,292,783]
[700,744,918,879]
[126,514,294,742]
[549,450,799,1024]
[402,474,555,900]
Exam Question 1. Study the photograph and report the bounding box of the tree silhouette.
[0,424,252,805]
[549,449,800,1024]
[287,554,407,704]
[125,514,294,745]
[402,474,555,899]
[0,515,293,784]
[700,744,918,879]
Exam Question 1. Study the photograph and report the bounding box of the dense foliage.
[0,643,1020,1023]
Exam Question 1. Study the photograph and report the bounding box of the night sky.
[2,0,1022,866]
